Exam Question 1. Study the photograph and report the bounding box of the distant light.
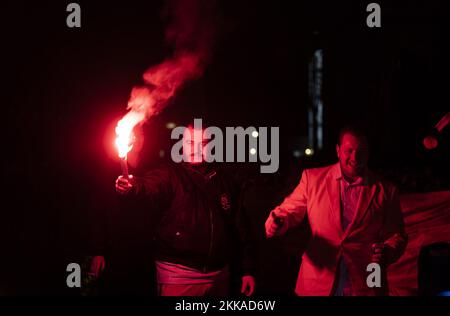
[305,148,314,156]
[423,136,438,150]
[166,122,176,129]
[159,150,165,158]
[293,150,301,158]
[252,131,259,138]
[438,291,450,296]
[250,148,257,155]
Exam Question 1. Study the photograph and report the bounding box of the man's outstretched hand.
[265,211,286,238]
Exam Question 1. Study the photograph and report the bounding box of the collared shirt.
[339,175,365,231]
[333,166,367,296]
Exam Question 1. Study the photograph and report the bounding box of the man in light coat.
[265,126,407,296]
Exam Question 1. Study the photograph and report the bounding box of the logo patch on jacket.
[220,193,231,211]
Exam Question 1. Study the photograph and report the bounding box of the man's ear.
[336,144,340,158]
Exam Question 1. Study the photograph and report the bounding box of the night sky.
[2,0,449,295]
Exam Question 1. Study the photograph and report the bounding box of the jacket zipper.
[204,207,214,273]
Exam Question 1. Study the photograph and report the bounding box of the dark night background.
[2,0,449,295]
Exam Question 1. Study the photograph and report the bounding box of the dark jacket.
[128,162,255,276]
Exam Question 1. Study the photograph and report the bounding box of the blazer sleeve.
[380,186,408,265]
[268,169,309,234]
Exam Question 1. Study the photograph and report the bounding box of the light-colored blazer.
[266,163,407,296]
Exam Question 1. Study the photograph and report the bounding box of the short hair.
[186,123,205,132]
[338,125,368,146]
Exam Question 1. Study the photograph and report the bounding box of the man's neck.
[184,161,208,172]
[342,173,358,184]
[339,164,366,184]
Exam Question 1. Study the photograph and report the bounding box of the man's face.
[336,133,369,180]
[182,126,209,164]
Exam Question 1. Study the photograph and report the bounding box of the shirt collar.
[336,164,368,186]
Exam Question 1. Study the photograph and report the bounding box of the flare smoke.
[121,0,215,130]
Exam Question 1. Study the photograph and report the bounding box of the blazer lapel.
[326,164,343,238]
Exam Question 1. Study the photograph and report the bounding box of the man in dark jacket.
[114,125,256,296]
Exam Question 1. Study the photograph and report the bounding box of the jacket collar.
[334,163,369,186]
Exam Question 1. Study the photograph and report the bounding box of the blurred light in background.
[293,150,301,158]
[166,122,176,129]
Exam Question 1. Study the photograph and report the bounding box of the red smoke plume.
[115,0,215,158]
[126,0,214,120]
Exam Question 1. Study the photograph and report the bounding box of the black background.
[2,0,449,295]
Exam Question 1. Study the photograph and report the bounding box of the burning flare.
[113,0,214,167]
[114,50,206,160]
[115,111,144,158]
